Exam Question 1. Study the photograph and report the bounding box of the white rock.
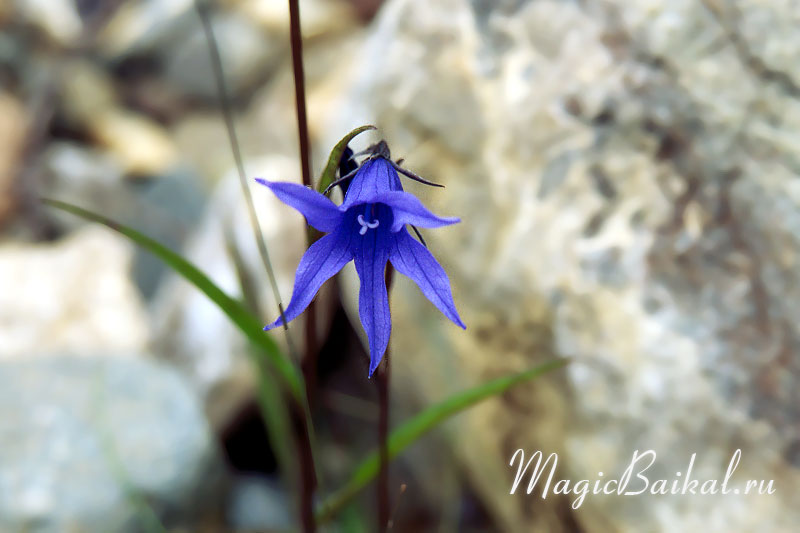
[0,226,150,360]
[329,0,800,530]
[15,0,82,46]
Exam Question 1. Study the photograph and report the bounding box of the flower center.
[357,214,380,235]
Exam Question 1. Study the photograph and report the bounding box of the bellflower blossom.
[255,146,465,376]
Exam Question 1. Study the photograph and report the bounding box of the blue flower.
[256,152,465,377]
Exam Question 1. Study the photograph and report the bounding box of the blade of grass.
[44,198,302,486]
[316,125,376,193]
[42,198,304,400]
[315,358,569,524]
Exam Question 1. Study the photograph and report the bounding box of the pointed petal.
[390,230,466,329]
[353,227,392,377]
[341,157,403,210]
[255,179,342,232]
[263,229,353,330]
[372,191,460,232]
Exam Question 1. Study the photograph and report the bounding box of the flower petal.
[255,179,342,233]
[372,191,460,232]
[390,230,466,329]
[263,228,354,330]
[353,225,392,377]
[341,157,403,210]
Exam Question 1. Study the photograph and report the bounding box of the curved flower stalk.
[256,144,465,376]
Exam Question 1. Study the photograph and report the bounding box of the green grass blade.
[42,199,305,400]
[44,198,304,485]
[316,125,376,192]
[315,358,569,524]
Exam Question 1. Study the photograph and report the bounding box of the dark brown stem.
[288,0,312,190]
[302,293,318,406]
[287,0,318,404]
[292,399,317,533]
[377,264,394,532]
[287,1,317,530]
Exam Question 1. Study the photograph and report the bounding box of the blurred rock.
[43,141,129,220]
[172,111,240,187]
[0,355,223,532]
[132,169,208,299]
[98,0,197,59]
[0,226,149,359]
[0,93,26,227]
[331,0,800,531]
[90,109,178,176]
[16,0,83,46]
[59,60,178,176]
[226,475,291,531]
[0,2,11,23]
[60,60,117,123]
[163,11,282,102]
[99,0,357,100]
[242,0,358,39]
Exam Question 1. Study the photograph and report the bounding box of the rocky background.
[1,0,798,531]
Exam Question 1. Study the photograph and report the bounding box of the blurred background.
[1,0,799,531]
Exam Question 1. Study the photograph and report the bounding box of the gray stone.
[98,0,198,60]
[163,12,282,102]
[329,0,800,530]
[0,356,223,532]
[131,168,208,299]
[226,475,292,532]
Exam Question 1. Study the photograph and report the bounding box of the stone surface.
[0,355,223,532]
[0,226,150,360]
[59,60,179,176]
[330,0,800,531]
[226,475,292,532]
[89,110,179,176]
[42,142,128,223]
[241,0,358,39]
[163,11,282,102]
[99,0,354,103]
[15,0,83,46]
[98,0,197,59]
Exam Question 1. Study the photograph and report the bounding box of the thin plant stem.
[287,0,319,530]
[377,264,395,531]
[193,0,296,359]
[293,402,318,533]
[287,0,320,409]
[287,0,313,189]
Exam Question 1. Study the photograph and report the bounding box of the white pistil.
[357,214,380,235]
